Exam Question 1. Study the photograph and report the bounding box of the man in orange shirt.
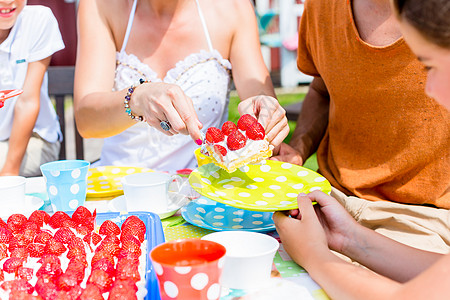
[273,0,450,253]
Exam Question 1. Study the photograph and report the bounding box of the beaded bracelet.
[124,78,148,122]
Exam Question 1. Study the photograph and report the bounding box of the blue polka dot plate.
[188,160,331,212]
[181,196,275,232]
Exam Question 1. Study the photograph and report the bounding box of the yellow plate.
[189,160,331,212]
[86,166,153,198]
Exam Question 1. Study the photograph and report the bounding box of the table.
[25,176,329,300]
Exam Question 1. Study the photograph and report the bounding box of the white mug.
[121,172,182,212]
[0,176,26,211]
[202,231,279,290]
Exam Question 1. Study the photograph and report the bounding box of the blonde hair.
[392,0,450,48]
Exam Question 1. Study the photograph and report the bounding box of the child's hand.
[273,193,329,268]
[273,191,360,267]
[305,191,359,254]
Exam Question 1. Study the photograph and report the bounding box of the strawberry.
[44,238,67,256]
[92,232,102,246]
[35,279,58,300]
[214,144,227,158]
[120,234,140,247]
[56,272,78,291]
[28,210,50,227]
[67,247,86,260]
[121,216,146,243]
[97,241,120,257]
[0,244,7,260]
[108,285,138,300]
[72,206,96,230]
[61,219,78,230]
[68,236,85,249]
[99,220,121,236]
[34,230,53,244]
[66,285,83,300]
[0,218,7,229]
[116,258,140,282]
[237,114,257,131]
[246,121,265,140]
[71,206,91,224]
[103,234,121,245]
[0,279,34,294]
[36,255,63,278]
[120,238,142,258]
[69,256,88,269]
[37,253,61,265]
[48,211,71,229]
[111,279,138,293]
[227,130,247,150]
[17,267,34,281]
[3,257,24,273]
[77,225,92,237]
[10,247,29,260]
[88,269,113,293]
[27,243,45,258]
[79,284,103,300]
[65,259,87,284]
[0,269,3,281]
[67,258,88,274]
[221,121,238,135]
[54,227,75,244]
[7,214,28,234]
[91,250,115,267]
[23,222,39,241]
[9,290,41,299]
[9,234,28,251]
[92,258,115,276]
[0,227,13,243]
[205,127,225,144]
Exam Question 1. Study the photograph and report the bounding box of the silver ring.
[160,120,171,131]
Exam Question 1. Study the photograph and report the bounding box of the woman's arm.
[0,57,50,176]
[228,0,289,147]
[74,0,130,138]
[75,0,202,141]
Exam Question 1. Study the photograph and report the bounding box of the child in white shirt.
[0,3,64,176]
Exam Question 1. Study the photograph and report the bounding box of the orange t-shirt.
[297,0,450,208]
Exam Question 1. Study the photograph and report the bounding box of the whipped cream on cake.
[203,114,273,173]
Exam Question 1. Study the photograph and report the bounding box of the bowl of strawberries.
[0,206,164,299]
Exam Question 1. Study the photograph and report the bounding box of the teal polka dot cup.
[40,160,90,212]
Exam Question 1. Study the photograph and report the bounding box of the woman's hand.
[131,82,203,141]
[238,96,289,148]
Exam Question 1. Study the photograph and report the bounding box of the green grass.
[228,93,318,171]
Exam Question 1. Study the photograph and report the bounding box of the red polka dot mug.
[150,238,226,300]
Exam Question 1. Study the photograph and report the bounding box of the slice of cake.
[203,114,273,173]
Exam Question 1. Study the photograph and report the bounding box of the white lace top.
[96,0,232,172]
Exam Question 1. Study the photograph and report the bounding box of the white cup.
[202,231,279,290]
[0,176,26,211]
[121,172,182,212]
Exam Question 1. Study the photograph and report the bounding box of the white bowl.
[202,231,279,290]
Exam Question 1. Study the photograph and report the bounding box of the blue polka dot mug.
[40,160,90,212]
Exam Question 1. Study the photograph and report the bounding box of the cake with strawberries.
[203,114,273,173]
[0,207,148,299]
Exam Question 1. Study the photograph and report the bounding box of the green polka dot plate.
[188,160,331,212]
